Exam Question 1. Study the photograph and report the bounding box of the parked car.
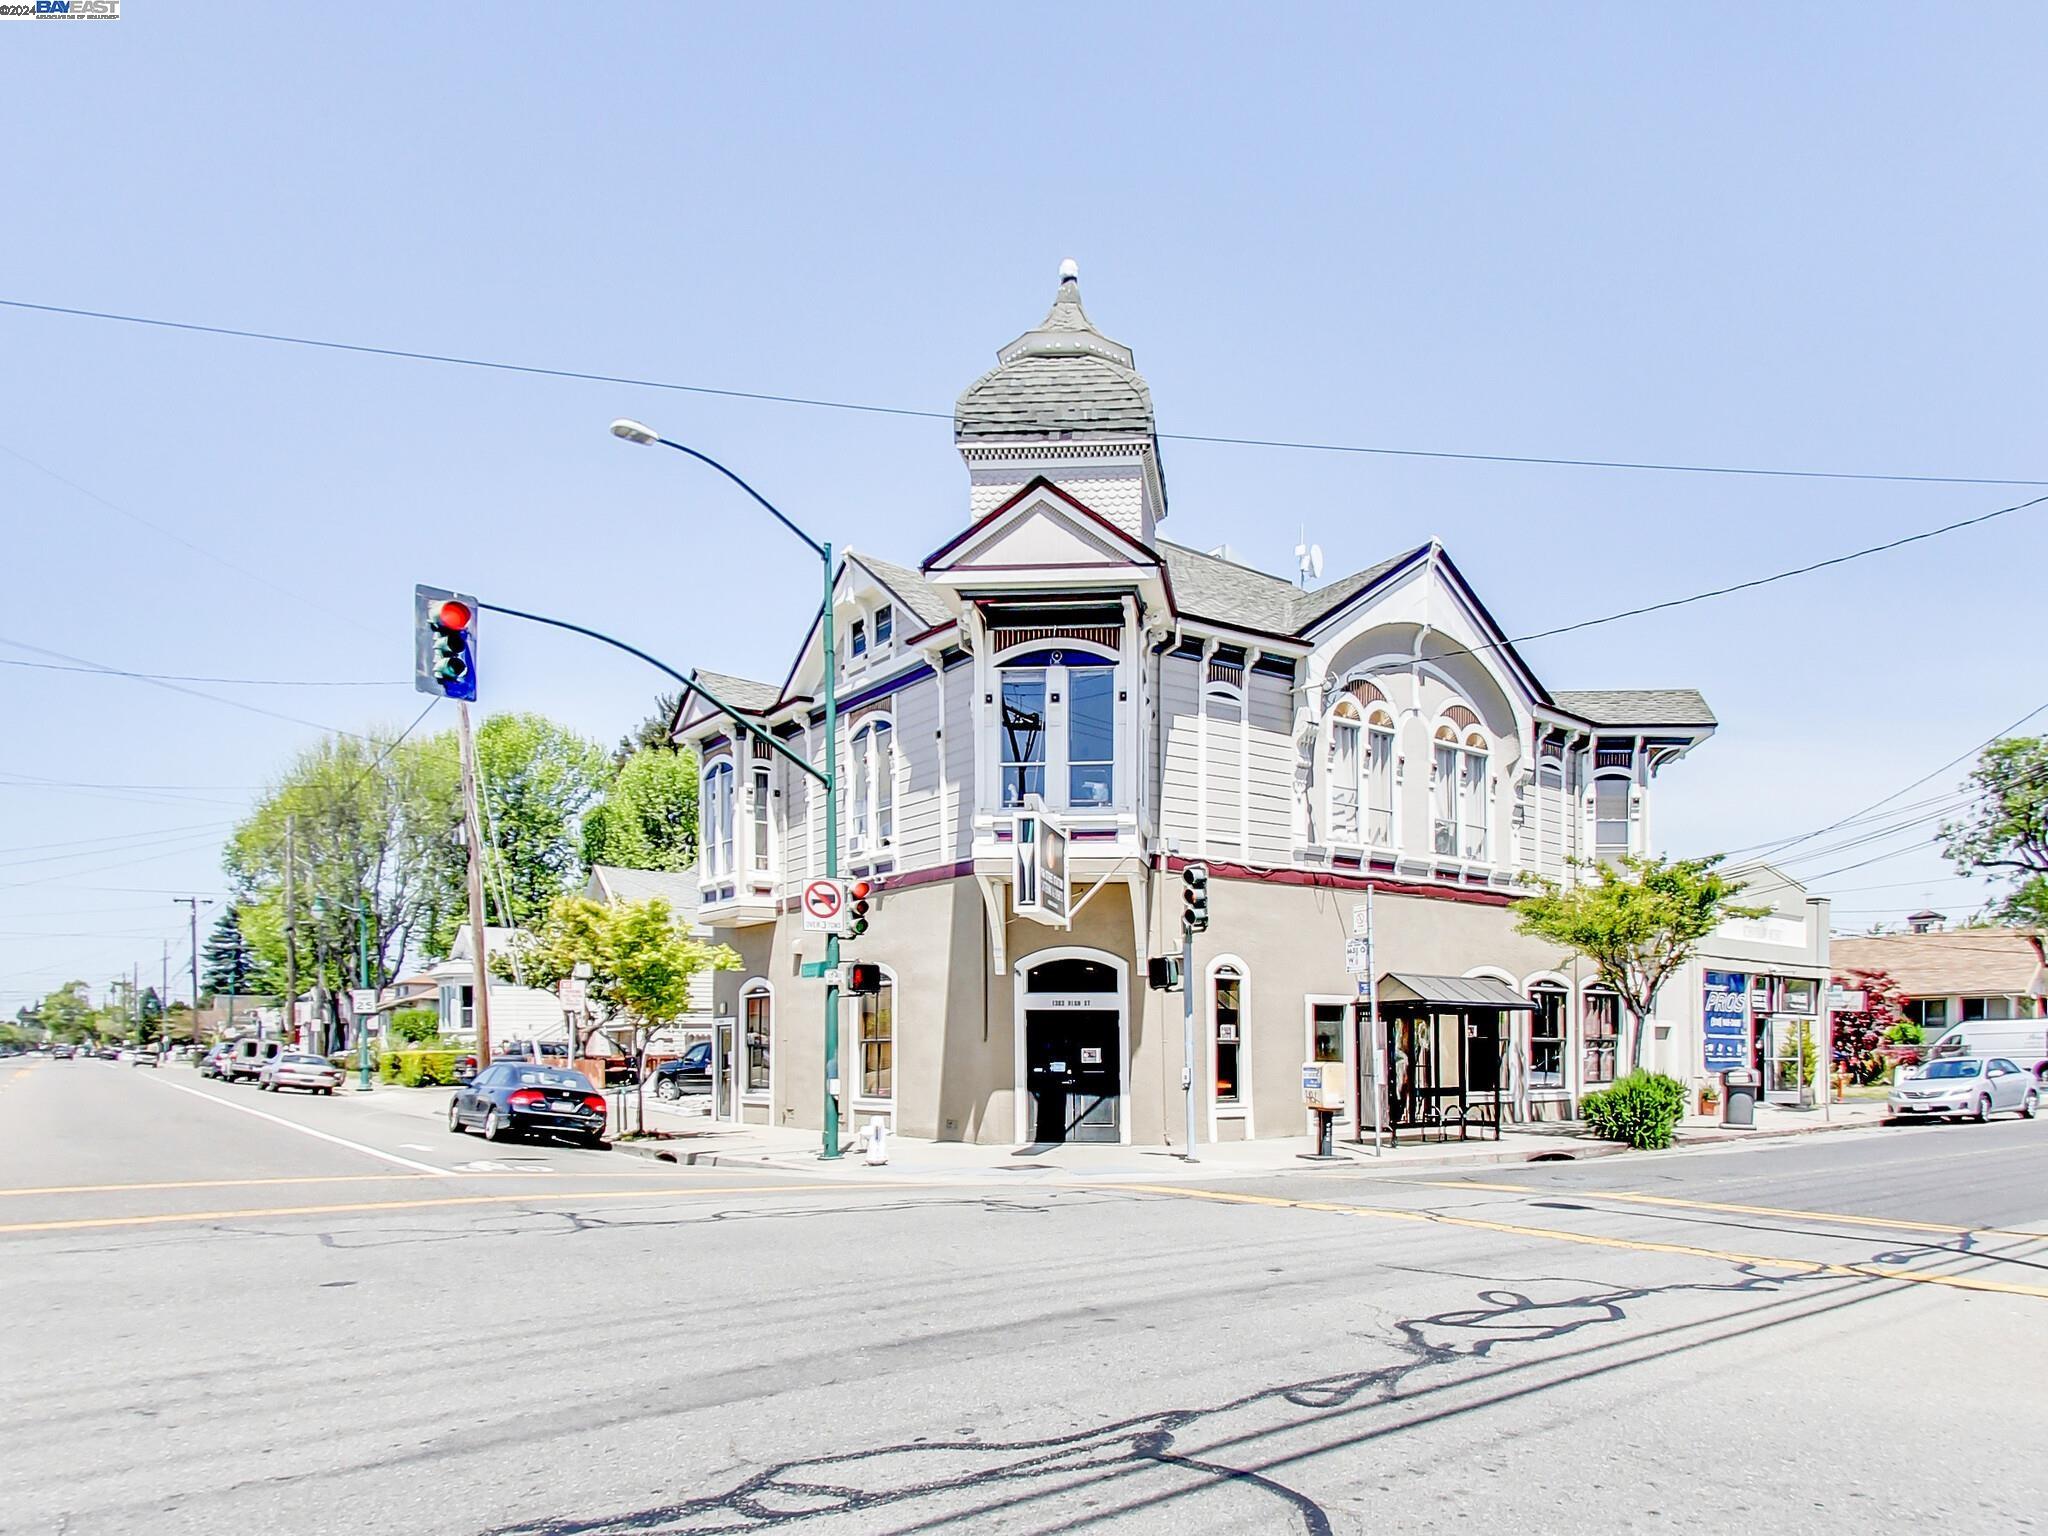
[199,1043,233,1079]
[1888,1057,2040,1122]
[259,1052,345,1095]
[51,1045,74,1061]
[221,1037,284,1084]
[493,1040,570,1065]
[453,1054,479,1086]
[650,1041,712,1101]
[448,1064,607,1147]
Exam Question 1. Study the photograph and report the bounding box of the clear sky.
[4,4,2044,1009]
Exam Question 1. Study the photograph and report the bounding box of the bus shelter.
[1367,973,1535,1143]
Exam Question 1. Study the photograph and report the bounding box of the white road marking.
[399,1143,434,1151]
[152,1078,455,1177]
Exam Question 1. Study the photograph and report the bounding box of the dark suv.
[649,1041,712,1101]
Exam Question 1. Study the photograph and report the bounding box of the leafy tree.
[581,747,699,872]
[495,892,736,1063]
[1941,735,2048,926]
[1516,855,1768,1073]
[34,981,101,1043]
[615,692,684,765]
[1829,966,1909,1084]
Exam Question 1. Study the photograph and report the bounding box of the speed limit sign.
[801,878,847,932]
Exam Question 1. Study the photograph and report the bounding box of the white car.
[1888,1057,2039,1122]
[258,1053,345,1095]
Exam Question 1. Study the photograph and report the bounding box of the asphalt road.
[4,1053,2047,1535]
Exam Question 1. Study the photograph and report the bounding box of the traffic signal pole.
[820,540,841,1160]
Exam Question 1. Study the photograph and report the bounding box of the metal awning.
[1375,974,1537,1011]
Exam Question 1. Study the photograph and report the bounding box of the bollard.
[865,1117,889,1166]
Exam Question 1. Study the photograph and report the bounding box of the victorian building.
[675,263,1719,1148]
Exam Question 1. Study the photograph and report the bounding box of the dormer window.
[874,605,893,650]
[850,619,867,660]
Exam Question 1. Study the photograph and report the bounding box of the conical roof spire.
[954,262,1151,441]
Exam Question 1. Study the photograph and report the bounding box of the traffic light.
[1147,955,1184,992]
[846,962,882,996]
[847,879,872,937]
[1182,861,1210,934]
[414,584,479,702]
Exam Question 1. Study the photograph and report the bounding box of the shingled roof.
[955,264,1154,442]
[1157,540,1428,638]
[686,669,778,714]
[852,552,952,633]
[1832,929,2047,999]
[1552,689,1718,727]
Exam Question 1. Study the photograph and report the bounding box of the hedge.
[389,1007,441,1045]
[1580,1071,1690,1150]
[379,1048,466,1088]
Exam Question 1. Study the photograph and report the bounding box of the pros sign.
[801,878,847,933]
[1702,970,1749,1073]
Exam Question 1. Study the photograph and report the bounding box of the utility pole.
[356,892,373,1091]
[174,897,203,1041]
[160,940,169,1044]
[458,700,493,1064]
[283,814,297,1049]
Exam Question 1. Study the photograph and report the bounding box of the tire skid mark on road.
[1098,1183,2048,1300]
[1402,1178,2048,1243]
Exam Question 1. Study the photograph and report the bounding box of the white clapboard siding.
[942,658,976,861]
[892,675,943,867]
[1204,688,1245,850]
[1157,653,1202,847]
[1536,763,1565,877]
[1245,668,1296,864]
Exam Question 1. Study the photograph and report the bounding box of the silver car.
[259,1052,345,1096]
[1888,1057,2039,1122]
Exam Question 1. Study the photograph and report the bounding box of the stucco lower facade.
[703,866,1669,1148]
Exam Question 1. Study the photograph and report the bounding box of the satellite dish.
[1309,544,1324,579]
[1298,541,1323,585]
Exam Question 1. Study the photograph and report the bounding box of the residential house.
[673,263,1721,1147]
[582,864,717,1054]
[1832,923,2047,1042]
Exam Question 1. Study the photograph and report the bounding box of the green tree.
[495,892,736,1060]
[581,747,699,872]
[201,907,258,998]
[615,692,683,765]
[1516,855,1768,1073]
[34,981,101,1043]
[1941,735,2048,926]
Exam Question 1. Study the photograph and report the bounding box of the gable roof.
[1156,539,1436,640]
[1552,689,1718,728]
[1831,929,2047,998]
[585,864,702,919]
[687,669,778,713]
[853,552,952,633]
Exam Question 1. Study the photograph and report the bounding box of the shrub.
[1581,1071,1690,1150]
[389,1008,441,1045]
[377,1048,463,1086]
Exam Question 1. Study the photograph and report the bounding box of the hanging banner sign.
[1703,970,1748,1072]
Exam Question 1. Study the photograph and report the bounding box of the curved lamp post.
[610,420,843,1160]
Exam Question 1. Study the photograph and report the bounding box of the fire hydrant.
[865,1117,889,1166]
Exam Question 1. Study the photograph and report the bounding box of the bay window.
[995,651,1120,812]
[703,758,735,878]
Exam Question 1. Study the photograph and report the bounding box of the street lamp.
[610,419,845,1161]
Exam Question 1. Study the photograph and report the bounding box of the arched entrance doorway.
[1013,950,1127,1146]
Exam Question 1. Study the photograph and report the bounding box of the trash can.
[1721,1067,1759,1128]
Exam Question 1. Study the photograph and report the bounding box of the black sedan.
[650,1041,712,1101]
[449,1064,608,1147]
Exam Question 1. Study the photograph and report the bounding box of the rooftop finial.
[1058,257,1079,283]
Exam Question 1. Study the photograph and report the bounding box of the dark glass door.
[1025,1010,1120,1144]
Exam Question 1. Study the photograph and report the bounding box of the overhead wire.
[0,655,404,687]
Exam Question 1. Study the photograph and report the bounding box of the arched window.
[1583,985,1619,1086]
[1324,692,1396,848]
[1528,981,1567,1089]
[1431,717,1489,860]
[1326,697,1362,841]
[848,718,895,852]
[857,968,894,1101]
[702,757,735,877]
[740,980,772,1096]
[1212,961,1245,1106]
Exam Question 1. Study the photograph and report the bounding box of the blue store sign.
[1702,970,1748,1072]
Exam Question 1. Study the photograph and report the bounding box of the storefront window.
[1529,983,1566,1089]
[1583,987,1619,1085]
[859,977,892,1099]
[1214,966,1243,1103]
[1312,1003,1344,1064]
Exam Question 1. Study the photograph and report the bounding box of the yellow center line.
[1098,1183,2048,1302]
[1404,1179,2048,1243]
[0,1181,941,1235]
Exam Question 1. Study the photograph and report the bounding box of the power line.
[5,295,2045,488]
[0,656,404,687]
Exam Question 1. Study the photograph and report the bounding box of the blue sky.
[4,4,2044,1008]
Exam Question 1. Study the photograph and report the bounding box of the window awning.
[1375,974,1537,1011]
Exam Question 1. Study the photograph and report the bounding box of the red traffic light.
[846,962,882,996]
[849,880,872,901]
[436,599,473,631]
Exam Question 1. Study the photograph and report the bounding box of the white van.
[1927,1020,2048,1084]
[222,1037,284,1084]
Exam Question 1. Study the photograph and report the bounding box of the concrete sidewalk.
[1673,1099,1889,1144]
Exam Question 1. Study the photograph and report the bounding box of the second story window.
[873,605,893,649]
[750,764,772,872]
[1067,664,1115,806]
[1432,722,1489,860]
[849,718,895,851]
[1000,671,1047,807]
[703,758,736,877]
[1593,776,1630,862]
[850,619,867,661]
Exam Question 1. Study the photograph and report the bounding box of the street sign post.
[1344,936,1371,974]
[801,878,847,933]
